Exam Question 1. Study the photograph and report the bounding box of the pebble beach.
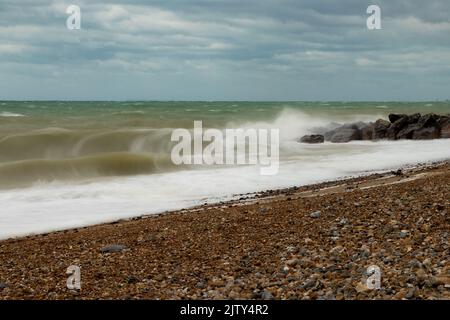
[0,161,449,300]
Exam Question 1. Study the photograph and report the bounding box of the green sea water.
[0,100,449,188]
[1,101,449,133]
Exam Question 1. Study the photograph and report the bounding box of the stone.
[399,230,409,238]
[412,127,440,140]
[126,275,139,284]
[355,282,369,293]
[100,244,126,253]
[299,134,324,144]
[361,123,375,140]
[387,114,421,139]
[439,120,450,138]
[417,113,439,128]
[261,290,274,300]
[396,124,422,139]
[310,211,321,218]
[330,128,361,143]
[0,282,7,289]
[405,288,416,299]
[388,114,408,123]
[373,119,391,139]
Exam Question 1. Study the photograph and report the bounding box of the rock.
[439,120,450,138]
[299,134,324,144]
[387,114,421,139]
[261,290,274,300]
[126,275,139,284]
[396,123,422,139]
[387,117,409,139]
[310,211,321,218]
[388,114,408,123]
[329,127,361,143]
[412,127,440,140]
[324,123,365,142]
[355,282,369,293]
[405,287,416,299]
[0,282,7,289]
[100,244,126,253]
[417,113,439,128]
[373,119,391,139]
[301,278,317,290]
[307,113,448,143]
[329,245,345,254]
[399,230,409,238]
[286,258,298,267]
[361,123,375,140]
[390,169,403,176]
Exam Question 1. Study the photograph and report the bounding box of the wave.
[0,128,174,162]
[0,111,26,117]
[0,152,176,188]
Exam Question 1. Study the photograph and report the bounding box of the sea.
[0,101,449,239]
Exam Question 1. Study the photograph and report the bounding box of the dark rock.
[390,169,403,176]
[387,113,422,139]
[440,119,450,138]
[396,124,422,139]
[126,275,139,284]
[417,113,439,128]
[388,114,408,123]
[0,282,7,289]
[361,123,375,140]
[100,244,126,253]
[324,123,365,142]
[373,119,391,140]
[408,113,422,123]
[299,134,324,144]
[310,211,321,218]
[387,118,409,139]
[261,290,275,300]
[309,113,448,142]
[412,127,440,140]
[330,127,361,143]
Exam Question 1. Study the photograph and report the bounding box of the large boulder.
[361,123,375,140]
[387,113,421,139]
[305,113,448,142]
[388,114,408,123]
[299,134,324,144]
[395,113,443,140]
[329,127,361,143]
[412,127,440,140]
[439,119,450,138]
[417,113,439,128]
[373,119,391,140]
[396,123,421,139]
[324,122,366,142]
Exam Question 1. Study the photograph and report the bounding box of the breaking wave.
[0,152,176,188]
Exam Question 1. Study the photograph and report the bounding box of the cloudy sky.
[0,0,449,100]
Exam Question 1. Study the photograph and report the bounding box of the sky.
[0,0,449,101]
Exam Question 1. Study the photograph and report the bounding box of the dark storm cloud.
[0,0,449,100]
